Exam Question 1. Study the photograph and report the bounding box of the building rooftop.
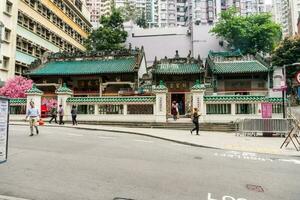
[29,48,143,76]
[207,50,270,75]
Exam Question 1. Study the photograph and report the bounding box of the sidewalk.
[10,121,300,157]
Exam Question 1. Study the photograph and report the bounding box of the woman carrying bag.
[190,108,200,135]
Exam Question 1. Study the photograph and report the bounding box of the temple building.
[149,51,204,116]
[28,48,146,98]
[206,50,271,96]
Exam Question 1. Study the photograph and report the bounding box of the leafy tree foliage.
[0,76,33,98]
[85,8,128,51]
[272,35,300,66]
[211,8,281,54]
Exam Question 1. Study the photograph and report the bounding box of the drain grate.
[194,156,202,160]
[246,184,264,192]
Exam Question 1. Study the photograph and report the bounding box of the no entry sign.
[296,72,300,84]
[0,97,9,164]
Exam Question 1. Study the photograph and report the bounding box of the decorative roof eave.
[9,98,27,105]
[204,95,286,103]
[56,83,73,95]
[153,80,168,92]
[25,84,43,95]
[191,79,205,91]
[66,96,156,104]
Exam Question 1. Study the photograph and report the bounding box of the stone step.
[79,121,235,132]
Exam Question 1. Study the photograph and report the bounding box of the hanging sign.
[296,72,300,84]
[0,97,9,164]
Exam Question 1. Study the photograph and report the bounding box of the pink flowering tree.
[42,98,57,110]
[0,76,33,98]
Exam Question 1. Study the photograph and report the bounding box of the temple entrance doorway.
[171,93,185,115]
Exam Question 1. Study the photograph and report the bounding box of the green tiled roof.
[56,83,72,94]
[211,61,269,74]
[154,63,203,74]
[9,98,27,105]
[26,84,43,94]
[66,96,156,104]
[29,57,136,76]
[204,95,285,103]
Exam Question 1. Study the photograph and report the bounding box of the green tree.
[272,35,300,66]
[85,8,128,51]
[211,8,281,54]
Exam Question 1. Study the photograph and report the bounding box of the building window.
[236,104,257,114]
[3,57,9,68]
[4,28,11,42]
[206,104,231,114]
[5,1,13,14]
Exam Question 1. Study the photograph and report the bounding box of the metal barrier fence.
[236,118,291,137]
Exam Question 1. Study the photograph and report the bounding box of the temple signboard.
[261,103,272,118]
[0,97,9,164]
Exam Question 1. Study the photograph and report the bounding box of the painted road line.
[134,139,153,143]
[208,193,247,200]
[0,195,32,200]
[278,159,300,165]
[214,151,274,162]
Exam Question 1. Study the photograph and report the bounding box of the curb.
[9,123,220,150]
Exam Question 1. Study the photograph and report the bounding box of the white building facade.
[272,0,293,37]
[0,0,18,85]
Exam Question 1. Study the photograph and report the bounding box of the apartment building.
[86,0,101,27]
[272,0,293,37]
[16,0,92,76]
[0,0,18,85]
[291,0,300,34]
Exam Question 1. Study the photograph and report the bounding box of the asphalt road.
[0,125,300,200]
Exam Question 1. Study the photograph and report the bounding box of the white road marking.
[208,193,247,200]
[66,133,83,137]
[214,151,273,162]
[0,195,32,200]
[278,159,300,165]
[134,139,153,143]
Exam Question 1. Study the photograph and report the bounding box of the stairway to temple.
[79,120,236,132]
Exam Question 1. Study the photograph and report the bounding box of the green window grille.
[272,104,283,113]
[77,105,95,114]
[206,104,231,114]
[127,105,154,114]
[236,104,257,114]
[10,105,26,114]
[98,105,123,114]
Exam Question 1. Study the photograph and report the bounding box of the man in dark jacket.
[49,103,58,124]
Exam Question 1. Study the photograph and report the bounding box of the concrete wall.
[125,25,224,66]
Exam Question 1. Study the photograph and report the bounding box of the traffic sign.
[296,71,300,84]
[0,97,9,164]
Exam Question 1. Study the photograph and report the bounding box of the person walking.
[171,101,178,121]
[71,105,78,125]
[190,108,200,135]
[176,102,179,119]
[25,101,40,136]
[49,103,58,124]
[58,104,64,125]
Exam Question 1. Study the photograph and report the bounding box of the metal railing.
[236,118,291,137]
